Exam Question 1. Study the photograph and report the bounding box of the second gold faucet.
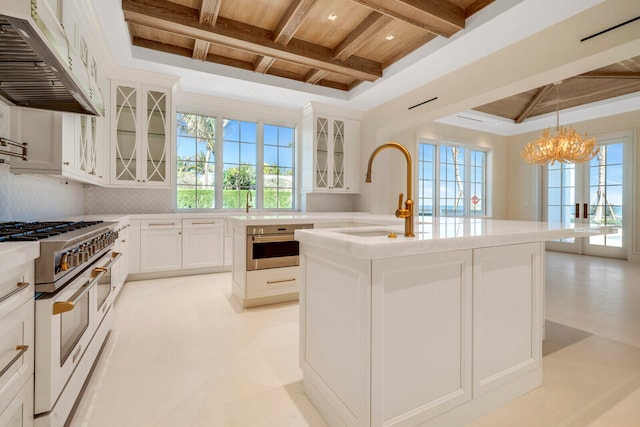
[245,191,253,213]
[365,142,415,237]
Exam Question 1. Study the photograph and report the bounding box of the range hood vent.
[0,1,104,116]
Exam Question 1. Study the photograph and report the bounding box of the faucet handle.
[397,192,404,210]
[395,192,409,218]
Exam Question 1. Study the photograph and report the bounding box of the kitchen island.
[294,218,613,427]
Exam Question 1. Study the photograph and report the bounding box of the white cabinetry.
[110,82,170,187]
[140,219,182,273]
[111,221,130,302]
[0,252,36,427]
[300,241,543,427]
[182,219,224,269]
[301,104,360,194]
[9,108,104,184]
[137,218,225,274]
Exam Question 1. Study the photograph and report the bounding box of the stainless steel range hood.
[0,0,104,116]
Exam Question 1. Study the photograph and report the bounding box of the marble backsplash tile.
[84,186,173,214]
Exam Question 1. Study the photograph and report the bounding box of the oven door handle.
[250,234,295,243]
[52,266,107,315]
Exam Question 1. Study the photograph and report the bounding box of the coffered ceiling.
[473,55,640,122]
[120,0,494,91]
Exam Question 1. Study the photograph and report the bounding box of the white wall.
[357,118,508,219]
[0,103,84,222]
[505,110,640,260]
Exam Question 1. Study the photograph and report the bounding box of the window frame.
[417,139,490,218]
[174,110,297,211]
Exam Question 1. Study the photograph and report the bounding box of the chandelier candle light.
[521,82,599,165]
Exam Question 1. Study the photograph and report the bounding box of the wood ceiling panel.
[293,0,372,48]
[269,59,313,76]
[355,19,435,66]
[207,42,258,63]
[218,0,292,31]
[128,22,194,49]
[166,0,198,8]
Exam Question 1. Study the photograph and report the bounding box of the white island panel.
[372,250,472,426]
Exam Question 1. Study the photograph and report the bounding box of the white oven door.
[34,253,111,415]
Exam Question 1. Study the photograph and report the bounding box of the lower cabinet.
[0,257,35,427]
[182,219,224,269]
[246,266,299,300]
[300,241,543,427]
[138,218,225,274]
[140,219,182,273]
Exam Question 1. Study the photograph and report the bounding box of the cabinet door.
[112,83,140,184]
[371,250,472,426]
[140,222,182,273]
[314,116,330,190]
[182,219,224,269]
[142,88,169,186]
[472,242,542,397]
[331,119,345,190]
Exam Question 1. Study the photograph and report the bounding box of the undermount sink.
[337,229,397,238]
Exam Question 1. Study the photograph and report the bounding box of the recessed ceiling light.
[327,14,337,21]
[385,35,395,41]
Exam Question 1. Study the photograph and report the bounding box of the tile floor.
[69,252,640,427]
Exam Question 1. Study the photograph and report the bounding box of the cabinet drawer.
[0,284,34,418]
[246,266,299,299]
[140,219,181,230]
[0,377,33,427]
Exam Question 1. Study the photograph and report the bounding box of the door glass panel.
[547,162,575,243]
[315,117,329,188]
[332,120,344,189]
[60,289,89,365]
[146,90,167,182]
[79,116,88,172]
[588,143,623,248]
[115,85,138,181]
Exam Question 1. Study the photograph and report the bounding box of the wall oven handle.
[0,345,29,378]
[251,234,295,243]
[53,267,106,315]
[0,281,30,304]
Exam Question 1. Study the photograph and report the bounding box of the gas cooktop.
[0,221,104,242]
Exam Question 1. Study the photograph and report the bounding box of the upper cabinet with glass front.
[301,103,361,193]
[110,81,170,187]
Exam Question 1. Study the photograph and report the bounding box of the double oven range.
[0,221,120,427]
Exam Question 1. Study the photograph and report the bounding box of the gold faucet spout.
[365,142,414,237]
[245,191,253,213]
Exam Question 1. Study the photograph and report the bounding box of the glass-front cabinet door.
[113,84,139,183]
[314,116,346,191]
[145,89,168,183]
[111,82,170,187]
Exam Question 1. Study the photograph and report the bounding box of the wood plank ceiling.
[473,56,640,122]
[121,0,495,91]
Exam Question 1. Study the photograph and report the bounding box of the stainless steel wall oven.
[246,224,313,271]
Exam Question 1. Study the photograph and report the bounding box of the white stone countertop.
[0,241,40,271]
[228,212,388,226]
[294,217,617,259]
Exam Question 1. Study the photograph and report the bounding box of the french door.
[544,131,632,259]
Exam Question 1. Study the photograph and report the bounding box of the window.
[418,141,487,217]
[263,124,294,209]
[176,112,295,210]
[176,113,217,209]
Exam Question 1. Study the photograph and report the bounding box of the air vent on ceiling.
[580,16,640,43]
[456,115,484,122]
[408,96,438,110]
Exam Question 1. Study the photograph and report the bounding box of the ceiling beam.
[254,55,276,73]
[123,0,382,81]
[199,0,222,26]
[464,0,494,18]
[305,69,328,84]
[515,84,554,124]
[334,12,393,61]
[192,39,210,60]
[274,0,318,46]
[350,0,464,37]
[575,71,640,79]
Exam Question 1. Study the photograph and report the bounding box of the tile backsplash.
[302,192,357,212]
[0,165,85,221]
[84,186,173,214]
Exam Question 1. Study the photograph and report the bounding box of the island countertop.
[295,217,615,259]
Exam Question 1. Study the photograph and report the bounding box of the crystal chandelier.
[521,83,599,165]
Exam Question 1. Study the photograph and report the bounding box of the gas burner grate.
[0,220,104,242]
